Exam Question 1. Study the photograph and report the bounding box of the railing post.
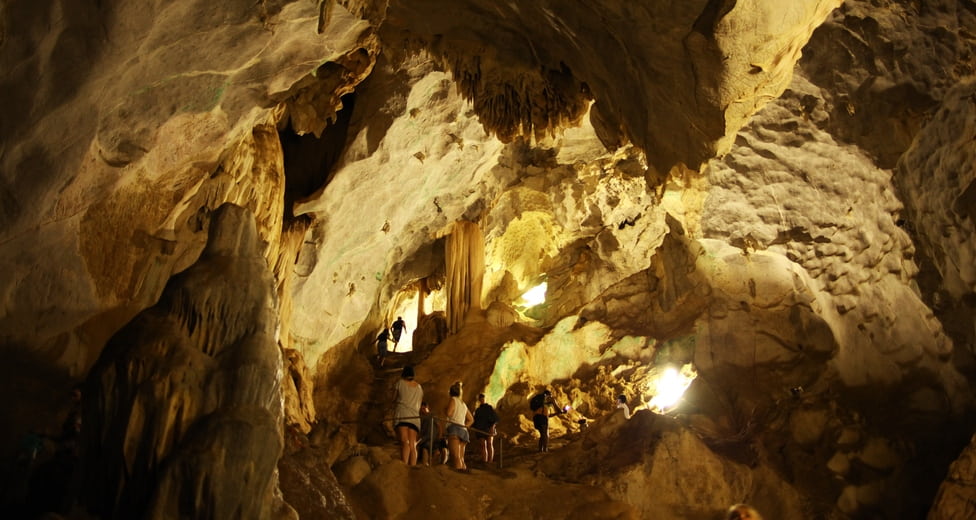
[427,415,434,466]
[498,434,503,469]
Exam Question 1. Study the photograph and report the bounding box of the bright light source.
[647,364,697,413]
[519,282,548,307]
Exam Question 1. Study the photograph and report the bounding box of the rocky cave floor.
[284,359,660,520]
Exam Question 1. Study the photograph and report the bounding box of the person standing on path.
[445,381,474,471]
[392,366,423,465]
[471,393,499,464]
[530,389,563,452]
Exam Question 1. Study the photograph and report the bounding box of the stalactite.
[444,220,485,333]
[443,52,592,144]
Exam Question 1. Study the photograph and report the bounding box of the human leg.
[533,413,549,452]
[396,425,411,463]
[377,341,388,367]
[447,436,462,469]
[486,436,494,463]
[438,440,449,464]
[459,441,468,470]
[406,428,418,466]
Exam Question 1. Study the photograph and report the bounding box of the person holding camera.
[471,393,499,464]
[529,389,563,452]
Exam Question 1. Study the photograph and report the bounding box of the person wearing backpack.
[471,393,499,464]
[530,389,562,452]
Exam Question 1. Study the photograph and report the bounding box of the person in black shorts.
[471,393,499,463]
[530,389,562,452]
[392,366,423,465]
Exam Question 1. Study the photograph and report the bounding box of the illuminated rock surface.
[1,0,975,519]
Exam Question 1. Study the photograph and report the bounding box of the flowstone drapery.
[444,220,486,333]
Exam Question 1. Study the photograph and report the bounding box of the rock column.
[83,203,287,520]
[445,220,485,333]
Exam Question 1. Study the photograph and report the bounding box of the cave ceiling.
[2,0,976,518]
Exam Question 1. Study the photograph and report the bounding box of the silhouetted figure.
[24,385,83,517]
[530,389,563,452]
[390,316,406,348]
[374,328,390,367]
[471,393,499,464]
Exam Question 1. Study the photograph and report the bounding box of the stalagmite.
[82,203,286,519]
[3,1,976,518]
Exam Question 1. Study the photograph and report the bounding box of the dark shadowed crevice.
[280,92,357,219]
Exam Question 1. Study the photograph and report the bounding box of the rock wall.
[83,204,286,519]
[897,80,976,358]
[2,0,976,518]
[800,0,976,358]
[0,0,377,376]
[929,433,976,520]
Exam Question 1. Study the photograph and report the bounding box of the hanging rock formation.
[444,220,486,333]
[2,0,976,519]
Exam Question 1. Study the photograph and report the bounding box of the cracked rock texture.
[1,0,976,519]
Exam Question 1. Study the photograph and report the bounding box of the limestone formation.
[898,79,976,359]
[444,220,486,333]
[2,1,976,519]
[82,204,285,519]
[929,433,976,520]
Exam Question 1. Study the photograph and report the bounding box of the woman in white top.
[393,365,423,465]
[444,381,474,471]
[616,394,631,419]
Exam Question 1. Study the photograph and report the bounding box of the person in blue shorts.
[445,381,474,470]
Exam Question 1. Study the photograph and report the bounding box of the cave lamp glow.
[519,282,548,306]
[647,364,697,414]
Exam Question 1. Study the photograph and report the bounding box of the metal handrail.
[392,413,503,469]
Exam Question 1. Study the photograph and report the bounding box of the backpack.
[482,404,499,425]
[529,393,546,411]
[474,404,499,431]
